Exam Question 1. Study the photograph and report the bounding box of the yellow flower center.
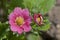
[36,17,41,23]
[15,16,24,26]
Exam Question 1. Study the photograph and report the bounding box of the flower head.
[33,13,43,25]
[9,7,32,34]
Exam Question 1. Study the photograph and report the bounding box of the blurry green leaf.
[38,23,50,31]
[32,23,50,31]
[23,0,56,14]
[40,0,56,14]
[8,9,12,14]
[0,22,9,39]
[27,33,42,40]
[9,0,24,9]
[6,31,26,40]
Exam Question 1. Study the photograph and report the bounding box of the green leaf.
[9,0,24,9]
[27,33,42,40]
[40,0,56,14]
[0,22,9,39]
[6,31,26,40]
[38,23,50,31]
[23,0,56,14]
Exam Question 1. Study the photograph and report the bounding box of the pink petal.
[13,7,22,16]
[10,26,18,32]
[22,9,29,17]
[22,25,31,32]
[9,20,16,26]
[25,16,32,25]
[25,21,31,25]
[10,25,23,34]
[9,12,16,20]
[17,27,23,34]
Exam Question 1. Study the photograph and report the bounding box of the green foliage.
[27,33,42,40]
[23,0,56,14]
[9,0,24,9]
[32,16,50,31]
[38,22,50,31]
[0,22,26,40]
[0,22,9,39]
[6,31,26,40]
[38,17,50,31]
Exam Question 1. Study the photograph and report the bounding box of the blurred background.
[46,0,60,40]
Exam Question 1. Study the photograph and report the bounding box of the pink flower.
[9,7,32,34]
[33,13,43,25]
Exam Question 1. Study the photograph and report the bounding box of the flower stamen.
[15,16,24,26]
[36,17,41,23]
